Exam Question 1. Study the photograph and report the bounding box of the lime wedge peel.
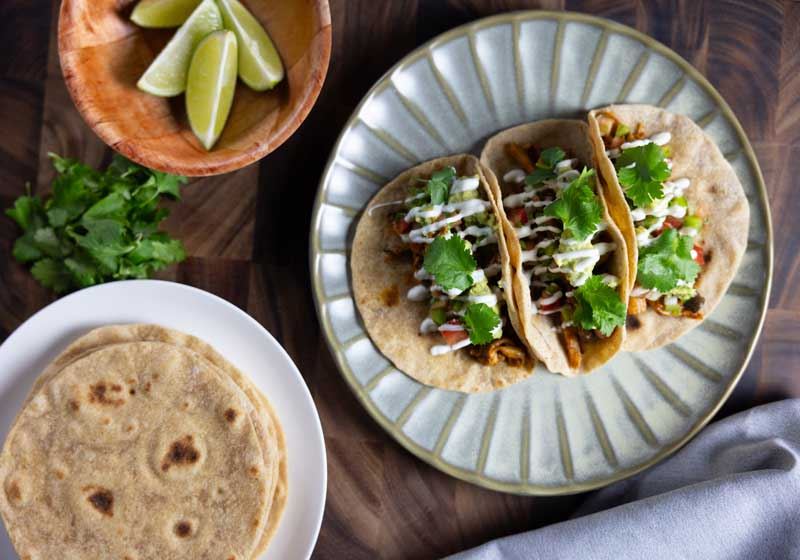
[136,0,223,97]
[186,30,239,150]
[130,0,202,28]
[217,0,284,92]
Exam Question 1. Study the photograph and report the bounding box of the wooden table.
[0,1,797,558]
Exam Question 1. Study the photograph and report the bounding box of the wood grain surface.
[0,1,797,559]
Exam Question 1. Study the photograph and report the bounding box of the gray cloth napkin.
[449,399,800,560]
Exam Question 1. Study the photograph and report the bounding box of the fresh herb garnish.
[423,235,476,293]
[525,147,566,187]
[637,228,700,292]
[543,168,602,241]
[6,153,187,293]
[616,143,671,208]
[463,303,501,344]
[572,275,626,336]
[426,166,456,205]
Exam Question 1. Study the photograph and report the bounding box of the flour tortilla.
[16,324,288,557]
[480,120,631,375]
[351,155,535,393]
[588,105,750,351]
[0,341,272,560]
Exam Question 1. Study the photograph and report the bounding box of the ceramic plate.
[310,11,772,494]
[0,280,326,558]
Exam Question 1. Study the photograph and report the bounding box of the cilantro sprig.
[426,166,456,205]
[525,146,566,187]
[543,168,602,241]
[463,303,501,344]
[616,143,671,208]
[423,235,476,292]
[573,275,626,336]
[6,153,187,293]
[637,228,700,292]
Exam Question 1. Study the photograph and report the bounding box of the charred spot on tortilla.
[85,487,114,516]
[162,435,200,471]
[684,294,705,314]
[174,521,192,538]
[224,408,239,424]
[380,285,400,307]
[68,399,80,412]
[5,481,21,504]
[626,315,642,329]
[88,382,125,407]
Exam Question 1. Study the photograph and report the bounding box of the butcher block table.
[0,1,797,558]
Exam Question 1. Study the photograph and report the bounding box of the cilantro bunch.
[616,143,671,207]
[637,229,700,293]
[6,153,187,293]
[525,147,565,187]
[422,236,501,344]
[573,275,626,336]
[544,168,602,241]
[426,166,456,205]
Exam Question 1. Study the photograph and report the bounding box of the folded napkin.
[449,399,800,560]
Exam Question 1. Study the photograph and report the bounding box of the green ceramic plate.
[310,11,772,494]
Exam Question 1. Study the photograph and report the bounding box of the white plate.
[0,280,326,559]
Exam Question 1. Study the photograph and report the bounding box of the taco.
[351,155,535,393]
[480,120,630,376]
[587,105,749,351]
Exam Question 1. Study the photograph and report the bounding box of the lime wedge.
[186,30,238,150]
[131,0,201,28]
[137,0,223,97]
[217,0,284,91]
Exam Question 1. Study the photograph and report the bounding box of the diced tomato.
[662,216,684,230]
[393,219,410,235]
[441,319,469,345]
[507,207,528,226]
[693,244,705,265]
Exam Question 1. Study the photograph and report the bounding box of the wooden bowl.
[58,0,332,176]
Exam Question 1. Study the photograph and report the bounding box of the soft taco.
[480,120,630,376]
[351,155,535,393]
[587,105,749,351]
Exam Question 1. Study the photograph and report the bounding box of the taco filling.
[379,166,530,366]
[595,112,705,319]
[500,143,626,369]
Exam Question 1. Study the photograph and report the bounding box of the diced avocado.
[469,278,491,297]
[642,215,660,228]
[449,189,479,203]
[430,306,447,326]
[683,215,703,230]
[615,123,630,137]
[672,196,688,208]
[666,284,696,301]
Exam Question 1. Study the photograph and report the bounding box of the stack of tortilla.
[0,324,287,559]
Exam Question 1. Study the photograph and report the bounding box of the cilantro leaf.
[426,166,455,205]
[5,194,45,231]
[573,275,626,336]
[525,147,566,186]
[616,143,671,207]
[637,228,700,292]
[543,168,602,241]
[5,154,187,293]
[525,167,555,187]
[423,235,476,293]
[539,147,565,168]
[463,303,501,345]
[30,259,72,293]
